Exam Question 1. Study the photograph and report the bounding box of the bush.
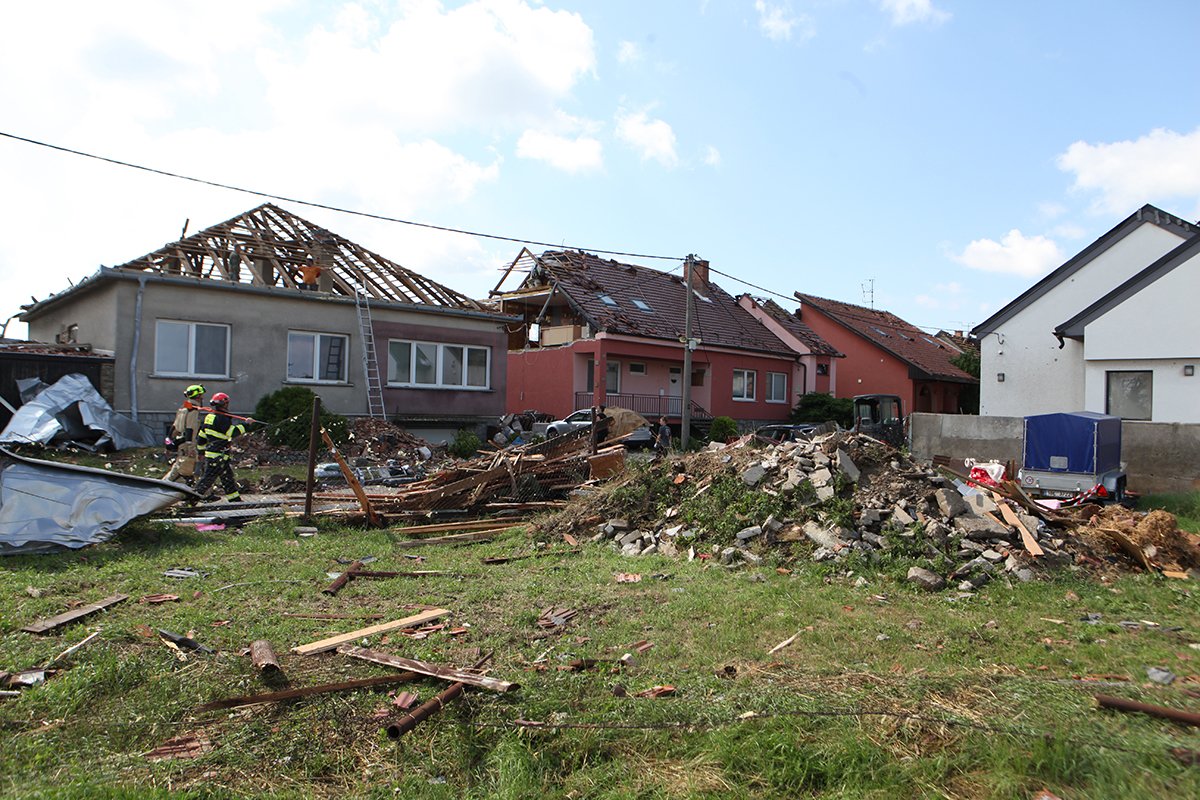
[448,428,482,459]
[253,387,349,449]
[707,416,739,443]
[791,393,853,428]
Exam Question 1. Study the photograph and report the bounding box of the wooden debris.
[322,560,365,595]
[282,612,385,621]
[339,646,518,693]
[321,429,381,526]
[536,607,578,629]
[139,594,180,604]
[250,640,281,675]
[995,496,1044,557]
[382,653,494,739]
[768,632,800,655]
[197,673,417,711]
[391,529,507,548]
[144,733,213,761]
[1094,693,1200,727]
[291,608,451,656]
[633,685,676,698]
[22,593,129,634]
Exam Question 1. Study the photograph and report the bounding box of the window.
[629,362,646,375]
[1106,370,1152,420]
[387,340,490,388]
[870,326,891,338]
[599,294,617,306]
[632,299,652,312]
[732,369,756,401]
[288,331,348,382]
[816,363,829,376]
[766,372,787,403]
[585,359,620,394]
[155,320,229,377]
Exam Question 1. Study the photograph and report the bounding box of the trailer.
[1018,411,1126,502]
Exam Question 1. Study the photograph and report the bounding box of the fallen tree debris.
[291,608,452,656]
[1094,694,1200,728]
[22,593,129,634]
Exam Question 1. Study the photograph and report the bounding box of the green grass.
[1140,492,1200,534]
[1,500,1199,797]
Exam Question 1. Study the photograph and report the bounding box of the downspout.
[129,275,147,421]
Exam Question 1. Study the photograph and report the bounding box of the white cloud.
[703,145,722,167]
[879,0,951,26]
[615,111,679,167]
[951,230,1065,277]
[617,40,642,64]
[1056,127,1200,215]
[754,1,814,43]
[516,129,603,173]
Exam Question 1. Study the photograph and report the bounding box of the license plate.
[1038,488,1077,499]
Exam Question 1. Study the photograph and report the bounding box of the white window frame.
[154,319,230,378]
[287,330,350,384]
[585,359,621,394]
[766,372,788,403]
[387,339,491,390]
[732,369,756,401]
[629,362,647,375]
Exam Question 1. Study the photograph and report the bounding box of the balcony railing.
[574,391,712,421]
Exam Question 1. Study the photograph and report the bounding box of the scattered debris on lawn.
[533,430,1200,591]
[291,608,452,656]
[536,607,579,630]
[144,733,213,761]
[250,640,282,676]
[21,593,129,634]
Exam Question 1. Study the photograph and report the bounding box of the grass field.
[1,484,1198,798]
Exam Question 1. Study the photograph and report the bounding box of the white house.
[972,204,1200,423]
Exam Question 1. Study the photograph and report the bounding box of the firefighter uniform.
[163,400,203,482]
[193,411,247,501]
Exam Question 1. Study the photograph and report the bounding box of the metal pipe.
[250,640,281,675]
[129,275,147,421]
[303,396,320,522]
[1095,694,1200,727]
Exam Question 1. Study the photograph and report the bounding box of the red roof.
[794,293,974,382]
[529,251,796,356]
[754,298,842,357]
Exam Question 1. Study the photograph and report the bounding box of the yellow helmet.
[185,384,206,399]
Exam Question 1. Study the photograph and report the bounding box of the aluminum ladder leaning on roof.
[354,284,387,419]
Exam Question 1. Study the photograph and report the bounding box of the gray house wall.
[26,273,511,433]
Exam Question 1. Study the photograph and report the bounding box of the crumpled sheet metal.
[0,448,191,555]
[0,373,157,450]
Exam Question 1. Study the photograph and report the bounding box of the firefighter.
[193,392,247,502]
[163,384,205,483]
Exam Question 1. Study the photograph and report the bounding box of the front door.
[668,367,682,416]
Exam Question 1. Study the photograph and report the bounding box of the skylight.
[599,294,617,306]
[632,299,652,312]
[870,326,891,338]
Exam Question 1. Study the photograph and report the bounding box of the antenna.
[861,278,875,309]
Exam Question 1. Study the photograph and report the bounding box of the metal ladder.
[354,285,387,419]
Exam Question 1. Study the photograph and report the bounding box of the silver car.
[546,409,654,447]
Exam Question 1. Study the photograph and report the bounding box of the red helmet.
[211,392,230,407]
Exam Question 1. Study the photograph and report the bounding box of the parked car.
[546,408,654,447]
[753,423,818,443]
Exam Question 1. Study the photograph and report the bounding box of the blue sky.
[2,0,1199,338]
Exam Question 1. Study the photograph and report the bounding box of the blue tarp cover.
[1022,411,1122,474]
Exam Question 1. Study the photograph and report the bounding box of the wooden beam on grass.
[197,673,417,711]
[339,646,519,693]
[291,608,451,656]
[22,594,129,634]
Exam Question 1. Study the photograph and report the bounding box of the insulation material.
[0,448,189,555]
[0,373,157,450]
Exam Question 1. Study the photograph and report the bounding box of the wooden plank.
[339,646,519,693]
[22,594,129,634]
[994,495,1045,557]
[394,518,527,535]
[291,608,451,656]
[392,529,507,548]
[321,429,381,526]
[197,673,417,711]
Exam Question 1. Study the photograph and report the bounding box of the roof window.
[632,299,652,312]
[870,326,891,338]
[599,294,617,306]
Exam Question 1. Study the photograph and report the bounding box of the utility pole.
[681,254,695,450]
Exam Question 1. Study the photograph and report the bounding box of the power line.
[0,130,682,262]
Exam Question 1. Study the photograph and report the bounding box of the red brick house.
[496,250,827,428]
[793,293,976,414]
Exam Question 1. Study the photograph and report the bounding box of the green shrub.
[448,428,482,458]
[708,416,739,442]
[253,386,349,449]
[791,392,853,427]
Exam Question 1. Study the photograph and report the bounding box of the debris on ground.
[533,430,1200,590]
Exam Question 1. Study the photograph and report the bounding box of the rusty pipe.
[322,560,363,595]
[1095,694,1200,727]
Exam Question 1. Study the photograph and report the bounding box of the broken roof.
[109,203,483,309]
[794,293,975,383]
[972,204,1197,337]
[752,298,842,357]
[503,250,796,356]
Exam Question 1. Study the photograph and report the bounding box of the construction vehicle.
[852,394,904,447]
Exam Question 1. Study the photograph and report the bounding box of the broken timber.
[291,608,452,655]
[321,429,381,527]
[197,673,417,711]
[250,640,282,675]
[391,529,509,548]
[22,594,129,634]
[339,646,519,693]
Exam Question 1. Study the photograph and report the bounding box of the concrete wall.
[979,222,1188,417]
[910,412,1200,494]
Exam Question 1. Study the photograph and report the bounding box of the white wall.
[1083,360,1199,423]
[980,222,1188,417]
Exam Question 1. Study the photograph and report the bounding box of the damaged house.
[495,250,837,428]
[792,293,976,414]
[19,204,513,440]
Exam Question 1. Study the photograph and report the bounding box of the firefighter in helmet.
[163,384,205,483]
[192,392,247,502]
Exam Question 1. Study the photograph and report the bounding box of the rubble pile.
[539,431,1199,589]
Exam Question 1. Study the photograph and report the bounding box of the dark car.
[753,423,818,443]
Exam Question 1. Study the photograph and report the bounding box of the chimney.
[955,330,963,337]
[686,258,709,285]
